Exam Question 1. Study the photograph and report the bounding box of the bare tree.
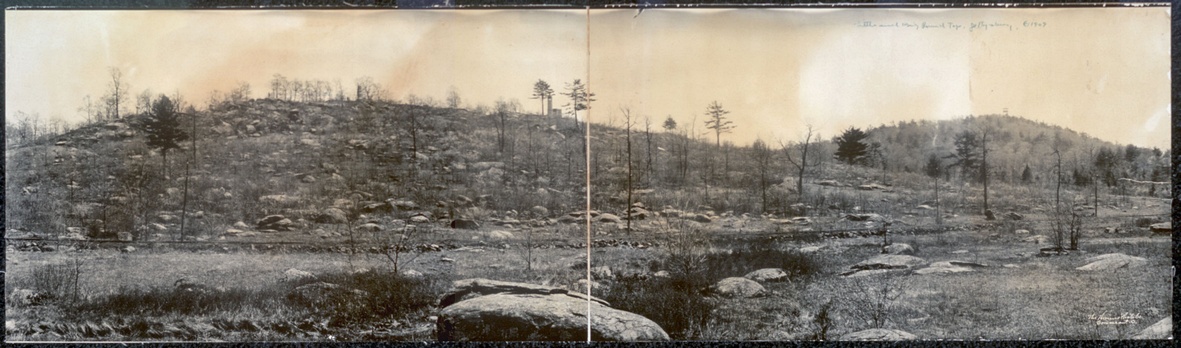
[779,125,818,203]
[446,86,462,108]
[621,107,637,232]
[106,67,130,120]
[750,139,774,212]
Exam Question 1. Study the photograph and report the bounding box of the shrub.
[601,274,716,340]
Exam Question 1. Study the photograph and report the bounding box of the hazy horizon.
[6,8,1170,148]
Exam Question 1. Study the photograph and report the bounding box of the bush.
[289,269,445,326]
[601,274,716,340]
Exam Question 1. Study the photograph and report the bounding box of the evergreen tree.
[143,95,188,178]
[1021,164,1033,183]
[833,127,869,165]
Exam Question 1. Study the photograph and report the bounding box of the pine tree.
[143,95,188,178]
[833,127,869,165]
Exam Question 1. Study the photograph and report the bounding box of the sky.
[6,7,1171,148]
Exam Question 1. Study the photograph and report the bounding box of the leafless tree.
[780,125,819,203]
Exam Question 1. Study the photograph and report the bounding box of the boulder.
[117,232,134,242]
[1006,212,1024,220]
[410,215,430,223]
[1130,317,1172,339]
[283,268,315,281]
[120,246,136,253]
[1076,253,1147,271]
[709,277,766,298]
[743,268,789,282]
[1014,229,1030,235]
[913,261,975,275]
[451,219,480,230]
[814,180,841,187]
[841,328,917,341]
[391,200,419,210]
[984,210,996,220]
[256,215,294,231]
[401,269,425,279]
[1022,235,1049,244]
[487,230,513,240]
[557,215,581,224]
[1149,222,1170,233]
[597,213,622,224]
[314,208,348,224]
[357,223,382,232]
[846,213,884,222]
[530,206,549,217]
[692,214,713,223]
[851,254,925,271]
[882,243,914,255]
[437,279,668,341]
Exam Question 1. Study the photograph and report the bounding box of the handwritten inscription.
[856,20,1046,32]
[1088,312,1143,325]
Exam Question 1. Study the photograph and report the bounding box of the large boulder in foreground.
[436,278,668,341]
[1076,253,1147,271]
[841,328,917,341]
[709,277,766,298]
[1131,316,1172,339]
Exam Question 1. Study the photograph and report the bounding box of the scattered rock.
[597,213,623,224]
[487,230,513,240]
[450,219,480,230]
[314,208,348,224]
[1149,222,1170,233]
[256,215,294,231]
[743,268,789,282]
[401,269,425,279]
[851,254,926,271]
[117,232,134,242]
[233,221,250,229]
[410,215,430,223]
[652,270,671,278]
[1076,253,1147,271]
[814,180,841,187]
[842,269,891,277]
[1005,212,1024,221]
[436,279,668,341]
[914,261,975,275]
[1130,317,1172,339]
[846,213,884,222]
[709,277,766,298]
[391,200,419,210]
[882,243,914,255]
[798,246,823,253]
[841,328,917,341]
[590,266,613,280]
[120,246,136,253]
[692,214,713,223]
[1014,229,1030,235]
[530,206,549,217]
[1022,235,1049,244]
[283,268,315,281]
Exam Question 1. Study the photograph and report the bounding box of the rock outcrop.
[436,278,668,341]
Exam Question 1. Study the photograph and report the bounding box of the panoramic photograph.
[5,7,1172,342]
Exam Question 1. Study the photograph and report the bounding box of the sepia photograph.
[4,6,1172,342]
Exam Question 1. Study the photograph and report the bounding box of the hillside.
[6,98,590,240]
